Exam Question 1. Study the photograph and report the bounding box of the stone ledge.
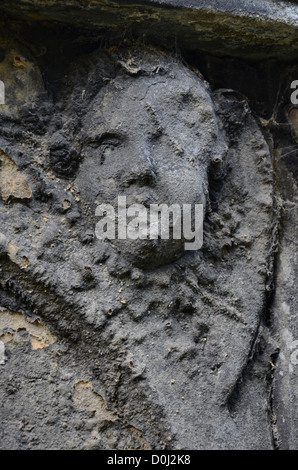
[0,0,298,60]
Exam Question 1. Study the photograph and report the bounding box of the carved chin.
[112,238,186,270]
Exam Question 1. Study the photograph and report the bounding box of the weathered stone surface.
[269,131,298,450]
[0,150,32,201]
[0,2,297,451]
[1,0,298,60]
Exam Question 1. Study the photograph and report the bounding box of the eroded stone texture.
[0,307,56,349]
[1,0,298,60]
[0,150,32,201]
[268,127,298,450]
[0,17,297,450]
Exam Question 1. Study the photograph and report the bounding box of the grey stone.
[0,4,297,451]
[1,0,298,60]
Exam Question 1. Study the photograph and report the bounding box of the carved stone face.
[75,61,226,269]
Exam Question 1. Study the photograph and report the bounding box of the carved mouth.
[111,236,185,270]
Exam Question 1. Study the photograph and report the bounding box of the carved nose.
[124,152,156,187]
[124,165,156,187]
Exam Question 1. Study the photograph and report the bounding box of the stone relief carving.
[0,38,285,449]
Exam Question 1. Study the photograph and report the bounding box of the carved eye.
[85,133,123,164]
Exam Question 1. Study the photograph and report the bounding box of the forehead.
[83,71,217,137]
